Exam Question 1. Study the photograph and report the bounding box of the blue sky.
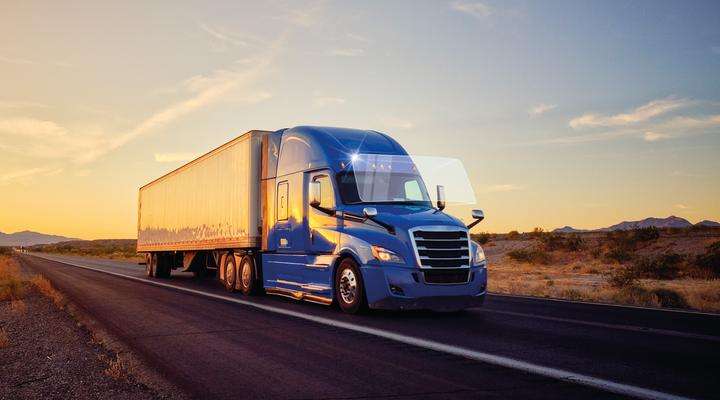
[1,0,719,237]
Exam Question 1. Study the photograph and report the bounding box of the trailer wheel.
[237,255,257,295]
[223,254,237,292]
[335,258,367,314]
[146,254,156,278]
[156,253,171,279]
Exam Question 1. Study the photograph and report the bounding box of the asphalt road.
[17,253,720,400]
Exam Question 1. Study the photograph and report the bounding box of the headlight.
[371,245,404,263]
[471,241,486,266]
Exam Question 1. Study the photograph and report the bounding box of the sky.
[1,0,719,239]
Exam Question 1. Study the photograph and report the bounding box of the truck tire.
[146,253,156,278]
[237,255,257,295]
[223,254,237,292]
[335,258,367,314]
[156,253,172,279]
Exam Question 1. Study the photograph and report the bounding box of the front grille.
[412,228,470,269]
[424,269,470,284]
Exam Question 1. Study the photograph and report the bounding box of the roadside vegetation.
[484,227,720,313]
[28,239,141,262]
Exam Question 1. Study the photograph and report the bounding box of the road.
[16,253,720,400]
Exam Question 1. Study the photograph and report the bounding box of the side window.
[277,181,289,221]
[404,180,423,201]
[313,175,335,208]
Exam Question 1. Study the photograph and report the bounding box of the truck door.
[307,170,340,254]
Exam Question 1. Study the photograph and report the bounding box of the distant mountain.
[553,226,588,233]
[553,216,708,233]
[605,216,693,231]
[696,220,720,227]
[0,230,77,247]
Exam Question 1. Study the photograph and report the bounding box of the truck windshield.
[336,154,432,206]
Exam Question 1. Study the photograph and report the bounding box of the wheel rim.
[339,268,357,304]
[241,260,252,288]
[226,262,235,286]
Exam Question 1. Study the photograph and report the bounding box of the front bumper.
[361,263,487,311]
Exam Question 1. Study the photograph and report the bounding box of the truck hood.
[343,204,466,232]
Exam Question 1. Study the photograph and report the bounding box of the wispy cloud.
[382,117,414,130]
[0,101,49,109]
[0,56,72,68]
[643,131,669,142]
[451,1,492,19]
[484,184,523,193]
[199,23,250,52]
[313,96,346,108]
[528,103,556,116]
[328,48,364,57]
[569,97,691,129]
[154,152,199,163]
[674,203,689,210]
[0,167,63,185]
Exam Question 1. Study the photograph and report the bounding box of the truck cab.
[259,126,487,313]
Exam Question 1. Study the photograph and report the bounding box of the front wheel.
[335,258,367,314]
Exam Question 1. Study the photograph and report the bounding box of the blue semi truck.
[137,126,486,313]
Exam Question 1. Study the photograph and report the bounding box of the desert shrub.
[564,234,585,251]
[590,246,602,258]
[507,230,520,240]
[612,284,656,307]
[608,268,639,288]
[471,232,491,245]
[0,257,25,301]
[695,241,720,277]
[0,247,13,255]
[530,227,544,238]
[539,233,563,251]
[507,248,551,264]
[559,288,583,300]
[650,288,688,309]
[631,253,684,280]
[634,227,660,242]
[606,248,633,263]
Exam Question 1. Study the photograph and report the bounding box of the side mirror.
[471,209,484,222]
[309,181,321,208]
[436,185,446,211]
[363,207,378,218]
[467,209,485,230]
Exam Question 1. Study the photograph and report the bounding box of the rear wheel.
[237,255,257,295]
[223,254,237,292]
[146,253,156,278]
[156,253,172,279]
[335,258,367,314]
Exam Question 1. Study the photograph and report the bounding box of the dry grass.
[103,355,128,380]
[0,255,25,301]
[29,239,142,262]
[0,327,8,348]
[10,299,27,314]
[30,275,65,309]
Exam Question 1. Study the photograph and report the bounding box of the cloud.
[199,23,250,52]
[569,97,691,129]
[0,118,68,138]
[451,1,492,19]
[484,184,522,193]
[0,166,63,185]
[154,152,199,163]
[528,103,556,116]
[674,204,689,210]
[643,131,669,142]
[0,56,72,68]
[347,33,370,43]
[313,96,346,108]
[0,101,48,109]
[382,118,414,130]
[328,48,364,57]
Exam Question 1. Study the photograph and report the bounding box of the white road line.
[27,253,694,400]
